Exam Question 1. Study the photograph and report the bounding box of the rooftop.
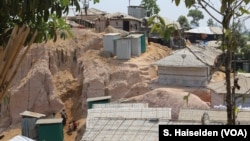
[81,103,224,141]
[178,108,250,124]
[154,44,222,67]
[20,110,46,118]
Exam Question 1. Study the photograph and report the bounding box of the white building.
[154,44,222,87]
[207,73,250,107]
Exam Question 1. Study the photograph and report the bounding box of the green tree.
[187,9,204,27]
[148,15,178,42]
[173,0,250,125]
[0,0,100,102]
[141,0,160,16]
[177,15,190,28]
[0,0,82,46]
[207,18,214,26]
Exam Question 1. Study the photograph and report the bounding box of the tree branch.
[198,0,223,24]
[200,0,223,16]
[233,0,243,12]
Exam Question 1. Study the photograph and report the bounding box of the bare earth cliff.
[0,28,213,141]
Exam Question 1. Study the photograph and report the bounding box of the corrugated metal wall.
[21,118,38,140]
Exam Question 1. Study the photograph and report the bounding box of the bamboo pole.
[0,30,37,102]
[0,25,30,86]
[0,25,19,76]
[1,26,30,85]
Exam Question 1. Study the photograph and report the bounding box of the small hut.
[20,110,45,140]
[87,96,111,109]
[36,118,64,141]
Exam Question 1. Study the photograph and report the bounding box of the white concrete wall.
[95,19,141,32]
[129,21,140,31]
[110,20,123,30]
[157,66,209,87]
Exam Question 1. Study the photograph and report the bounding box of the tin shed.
[103,33,121,56]
[20,111,46,140]
[87,96,111,109]
[116,37,132,60]
[128,5,147,19]
[36,118,64,141]
[154,45,222,87]
[140,34,146,53]
[130,34,142,56]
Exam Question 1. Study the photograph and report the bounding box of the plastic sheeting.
[9,135,35,141]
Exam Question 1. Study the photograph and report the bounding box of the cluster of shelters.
[102,32,146,59]
[9,111,64,141]
[80,102,250,140]
[66,6,146,33]
[66,6,180,45]
[153,41,250,108]
[65,5,250,140]
[208,73,250,107]
[184,26,223,44]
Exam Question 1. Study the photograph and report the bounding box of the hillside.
[0,28,224,141]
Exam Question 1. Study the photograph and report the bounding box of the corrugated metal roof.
[81,117,223,141]
[81,103,226,141]
[188,44,222,66]
[185,26,223,35]
[92,103,148,109]
[87,96,112,102]
[154,44,222,67]
[105,12,142,22]
[82,118,162,141]
[36,118,63,125]
[210,26,224,34]
[103,33,121,36]
[154,48,207,67]
[83,103,172,141]
[77,8,107,16]
[178,108,250,123]
[87,107,172,128]
[207,73,250,94]
[20,110,46,118]
[130,34,143,38]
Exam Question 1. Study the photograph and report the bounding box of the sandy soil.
[0,27,225,141]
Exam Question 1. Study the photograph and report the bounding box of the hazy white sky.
[71,0,249,29]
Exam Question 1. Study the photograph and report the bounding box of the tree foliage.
[177,15,190,28]
[187,9,204,27]
[172,0,250,125]
[0,0,101,102]
[141,0,160,16]
[0,0,84,47]
[207,18,214,26]
[148,15,178,41]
